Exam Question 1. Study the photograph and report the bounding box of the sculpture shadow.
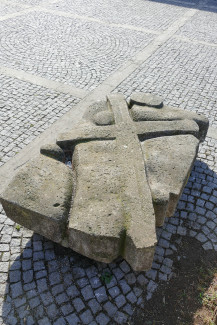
[2,158,217,324]
[149,0,217,13]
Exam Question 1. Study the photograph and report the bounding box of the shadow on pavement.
[149,0,217,13]
[2,159,217,324]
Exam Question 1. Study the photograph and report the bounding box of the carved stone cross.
[0,93,208,271]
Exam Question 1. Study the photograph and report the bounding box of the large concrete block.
[0,92,209,271]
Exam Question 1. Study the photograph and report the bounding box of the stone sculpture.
[0,93,209,271]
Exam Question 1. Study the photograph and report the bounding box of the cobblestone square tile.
[0,2,26,16]
[0,75,80,167]
[177,10,217,44]
[0,12,154,91]
[47,0,188,31]
[115,38,217,127]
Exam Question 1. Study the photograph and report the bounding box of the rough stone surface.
[143,135,199,226]
[1,156,73,245]
[1,93,208,271]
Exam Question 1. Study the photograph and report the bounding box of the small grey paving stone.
[196,233,208,243]
[36,270,47,279]
[29,297,40,309]
[96,313,110,325]
[203,241,213,250]
[177,226,187,236]
[81,285,94,300]
[14,297,26,308]
[77,278,89,288]
[23,270,33,283]
[73,297,85,312]
[109,286,120,298]
[53,317,66,325]
[123,303,134,316]
[88,299,102,314]
[80,310,94,324]
[52,284,64,296]
[137,274,148,286]
[114,311,128,324]
[61,303,74,316]
[134,287,143,297]
[56,293,69,305]
[119,280,131,294]
[146,269,157,281]
[147,280,158,293]
[126,291,137,304]
[37,278,48,292]
[94,286,108,303]
[40,291,54,306]
[103,301,118,317]
[119,261,131,273]
[115,294,127,308]
[66,284,79,298]
[163,258,173,268]
[38,318,51,325]
[11,282,23,298]
[89,276,101,289]
[66,313,80,324]
[49,272,61,285]
[46,304,58,320]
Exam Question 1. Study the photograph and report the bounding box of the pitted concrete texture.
[1,93,208,272]
[0,0,217,323]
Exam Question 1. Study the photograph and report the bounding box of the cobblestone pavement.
[1,0,217,324]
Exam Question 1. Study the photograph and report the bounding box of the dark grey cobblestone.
[47,0,187,31]
[115,38,217,127]
[0,12,154,91]
[0,74,80,167]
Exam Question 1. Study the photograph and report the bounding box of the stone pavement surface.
[0,0,217,323]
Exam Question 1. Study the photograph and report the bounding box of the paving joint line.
[0,7,202,195]
[207,127,217,140]
[0,66,89,99]
[0,7,36,22]
[34,6,161,35]
[174,34,217,48]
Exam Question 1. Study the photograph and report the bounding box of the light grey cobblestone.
[0,74,80,167]
[177,10,217,44]
[0,12,154,91]
[47,0,188,31]
[1,0,217,323]
[115,38,217,127]
[0,2,26,16]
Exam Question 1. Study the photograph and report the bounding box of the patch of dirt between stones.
[131,236,217,325]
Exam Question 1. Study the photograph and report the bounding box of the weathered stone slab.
[143,134,199,226]
[1,156,73,245]
[0,92,209,271]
